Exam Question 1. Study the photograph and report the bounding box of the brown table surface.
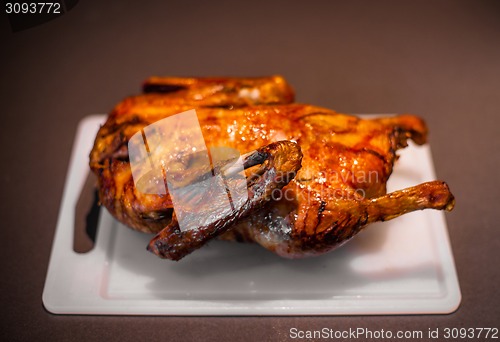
[2,1,499,341]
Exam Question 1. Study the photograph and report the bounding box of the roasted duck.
[89,76,455,261]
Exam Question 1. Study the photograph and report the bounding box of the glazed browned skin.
[90,76,296,233]
[112,75,294,119]
[89,76,455,260]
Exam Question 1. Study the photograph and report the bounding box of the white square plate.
[43,115,461,315]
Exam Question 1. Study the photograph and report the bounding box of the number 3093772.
[5,2,62,14]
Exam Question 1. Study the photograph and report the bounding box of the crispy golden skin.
[89,76,454,260]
